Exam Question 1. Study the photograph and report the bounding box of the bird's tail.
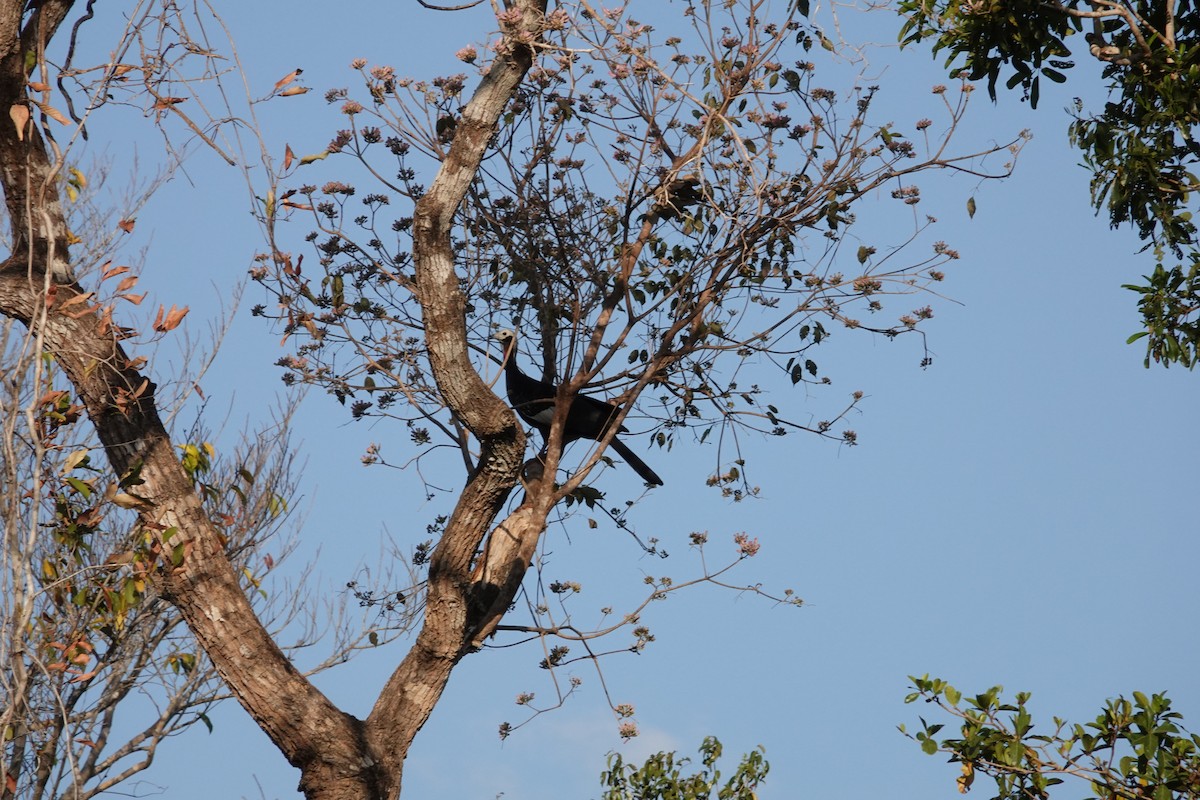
[609,437,663,486]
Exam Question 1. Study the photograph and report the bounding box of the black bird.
[493,329,663,486]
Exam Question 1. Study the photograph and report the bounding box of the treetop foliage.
[600,737,769,800]
[897,0,1200,367]
[906,676,1200,800]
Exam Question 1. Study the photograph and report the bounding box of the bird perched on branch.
[493,328,663,486]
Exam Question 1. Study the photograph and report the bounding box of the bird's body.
[494,329,663,486]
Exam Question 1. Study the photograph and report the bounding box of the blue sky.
[59,2,1200,798]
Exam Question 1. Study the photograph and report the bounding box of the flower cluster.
[734,532,761,557]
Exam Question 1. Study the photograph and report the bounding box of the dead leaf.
[115,275,138,293]
[152,304,189,333]
[9,103,28,140]
[957,762,974,793]
[273,68,303,91]
[102,262,129,279]
[120,292,146,305]
[61,449,90,474]
[33,100,69,125]
[281,200,314,211]
[57,292,94,313]
[36,390,67,407]
[279,86,310,97]
[117,218,135,233]
[27,80,49,92]
[152,96,187,110]
[112,64,138,77]
[283,144,294,171]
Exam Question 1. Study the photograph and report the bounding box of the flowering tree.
[0,1,1023,798]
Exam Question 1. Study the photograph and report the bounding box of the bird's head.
[493,328,517,350]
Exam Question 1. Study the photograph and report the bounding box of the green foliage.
[904,675,1200,800]
[1125,260,1200,367]
[600,737,769,800]
[897,0,1200,367]
[897,0,1078,107]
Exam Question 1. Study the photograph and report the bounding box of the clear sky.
[59,2,1200,799]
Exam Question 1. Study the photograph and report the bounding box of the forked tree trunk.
[0,1,551,798]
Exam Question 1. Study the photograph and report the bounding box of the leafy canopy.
[898,0,1200,368]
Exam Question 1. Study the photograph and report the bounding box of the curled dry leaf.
[152,304,189,333]
[273,67,303,91]
[57,291,95,314]
[117,218,135,233]
[9,103,28,140]
[60,449,90,473]
[33,100,69,125]
[101,262,129,279]
[283,144,295,171]
[279,86,310,97]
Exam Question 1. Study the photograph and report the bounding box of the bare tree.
[0,1,1024,799]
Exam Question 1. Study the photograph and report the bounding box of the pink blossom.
[734,532,761,557]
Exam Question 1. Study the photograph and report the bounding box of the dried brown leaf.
[9,104,28,140]
[33,100,69,125]
[273,68,303,91]
[152,304,189,333]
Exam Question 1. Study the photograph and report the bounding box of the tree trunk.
[0,1,552,798]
